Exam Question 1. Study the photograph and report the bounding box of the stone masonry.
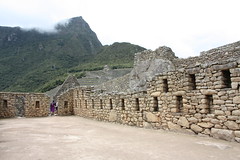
[56,41,240,143]
[1,41,240,143]
[0,92,50,118]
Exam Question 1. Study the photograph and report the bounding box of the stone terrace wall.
[0,92,50,118]
[56,41,240,143]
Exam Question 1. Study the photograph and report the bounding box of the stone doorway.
[14,96,25,117]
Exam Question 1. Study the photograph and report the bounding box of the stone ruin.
[0,92,49,117]
[1,40,240,143]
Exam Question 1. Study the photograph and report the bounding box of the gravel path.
[0,116,240,160]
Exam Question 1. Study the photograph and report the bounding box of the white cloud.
[0,0,240,58]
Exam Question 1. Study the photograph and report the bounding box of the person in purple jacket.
[50,100,56,116]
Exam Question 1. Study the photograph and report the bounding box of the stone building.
[0,92,50,118]
[1,41,240,143]
[56,41,240,143]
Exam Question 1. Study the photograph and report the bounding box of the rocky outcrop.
[96,46,177,93]
[129,46,177,92]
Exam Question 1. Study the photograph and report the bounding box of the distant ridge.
[0,16,146,92]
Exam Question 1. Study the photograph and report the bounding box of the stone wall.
[71,88,146,127]
[53,75,80,101]
[147,62,240,142]
[173,41,240,69]
[0,92,50,118]
[56,89,74,116]
[1,41,239,143]
[57,41,240,143]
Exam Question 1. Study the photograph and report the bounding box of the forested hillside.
[0,16,145,92]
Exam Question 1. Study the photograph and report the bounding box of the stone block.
[198,122,214,128]
[211,119,220,124]
[194,113,202,119]
[211,128,235,141]
[218,91,226,96]
[150,92,161,97]
[203,129,210,135]
[177,117,190,128]
[167,122,181,131]
[234,131,240,138]
[200,109,209,114]
[224,121,240,130]
[109,110,117,122]
[200,89,217,95]
[235,138,240,143]
[143,122,153,129]
[202,118,211,122]
[214,100,225,105]
[214,124,222,129]
[231,82,239,89]
[170,108,178,112]
[231,77,240,82]
[145,112,159,122]
[191,124,203,133]
[217,116,227,121]
[212,62,237,71]
[228,116,239,121]
[188,117,198,123]
[173,91,186,96]
[233,96,240,104]
[199,104,208,109]
[215,85,225,89]
[214,110,225,116]
[232,110,240,116]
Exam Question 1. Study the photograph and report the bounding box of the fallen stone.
[211,128,235,141]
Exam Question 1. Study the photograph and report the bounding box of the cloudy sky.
[0,0,240,58]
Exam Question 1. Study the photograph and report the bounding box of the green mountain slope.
[0,16,102,92]
[69,42,146,72]
[0,16,146,93]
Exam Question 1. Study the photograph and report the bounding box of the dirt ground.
[0,116,240,160]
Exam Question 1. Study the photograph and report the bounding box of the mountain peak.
[55,16,92,34]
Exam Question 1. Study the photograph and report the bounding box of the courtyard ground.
[0,116,240,160]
